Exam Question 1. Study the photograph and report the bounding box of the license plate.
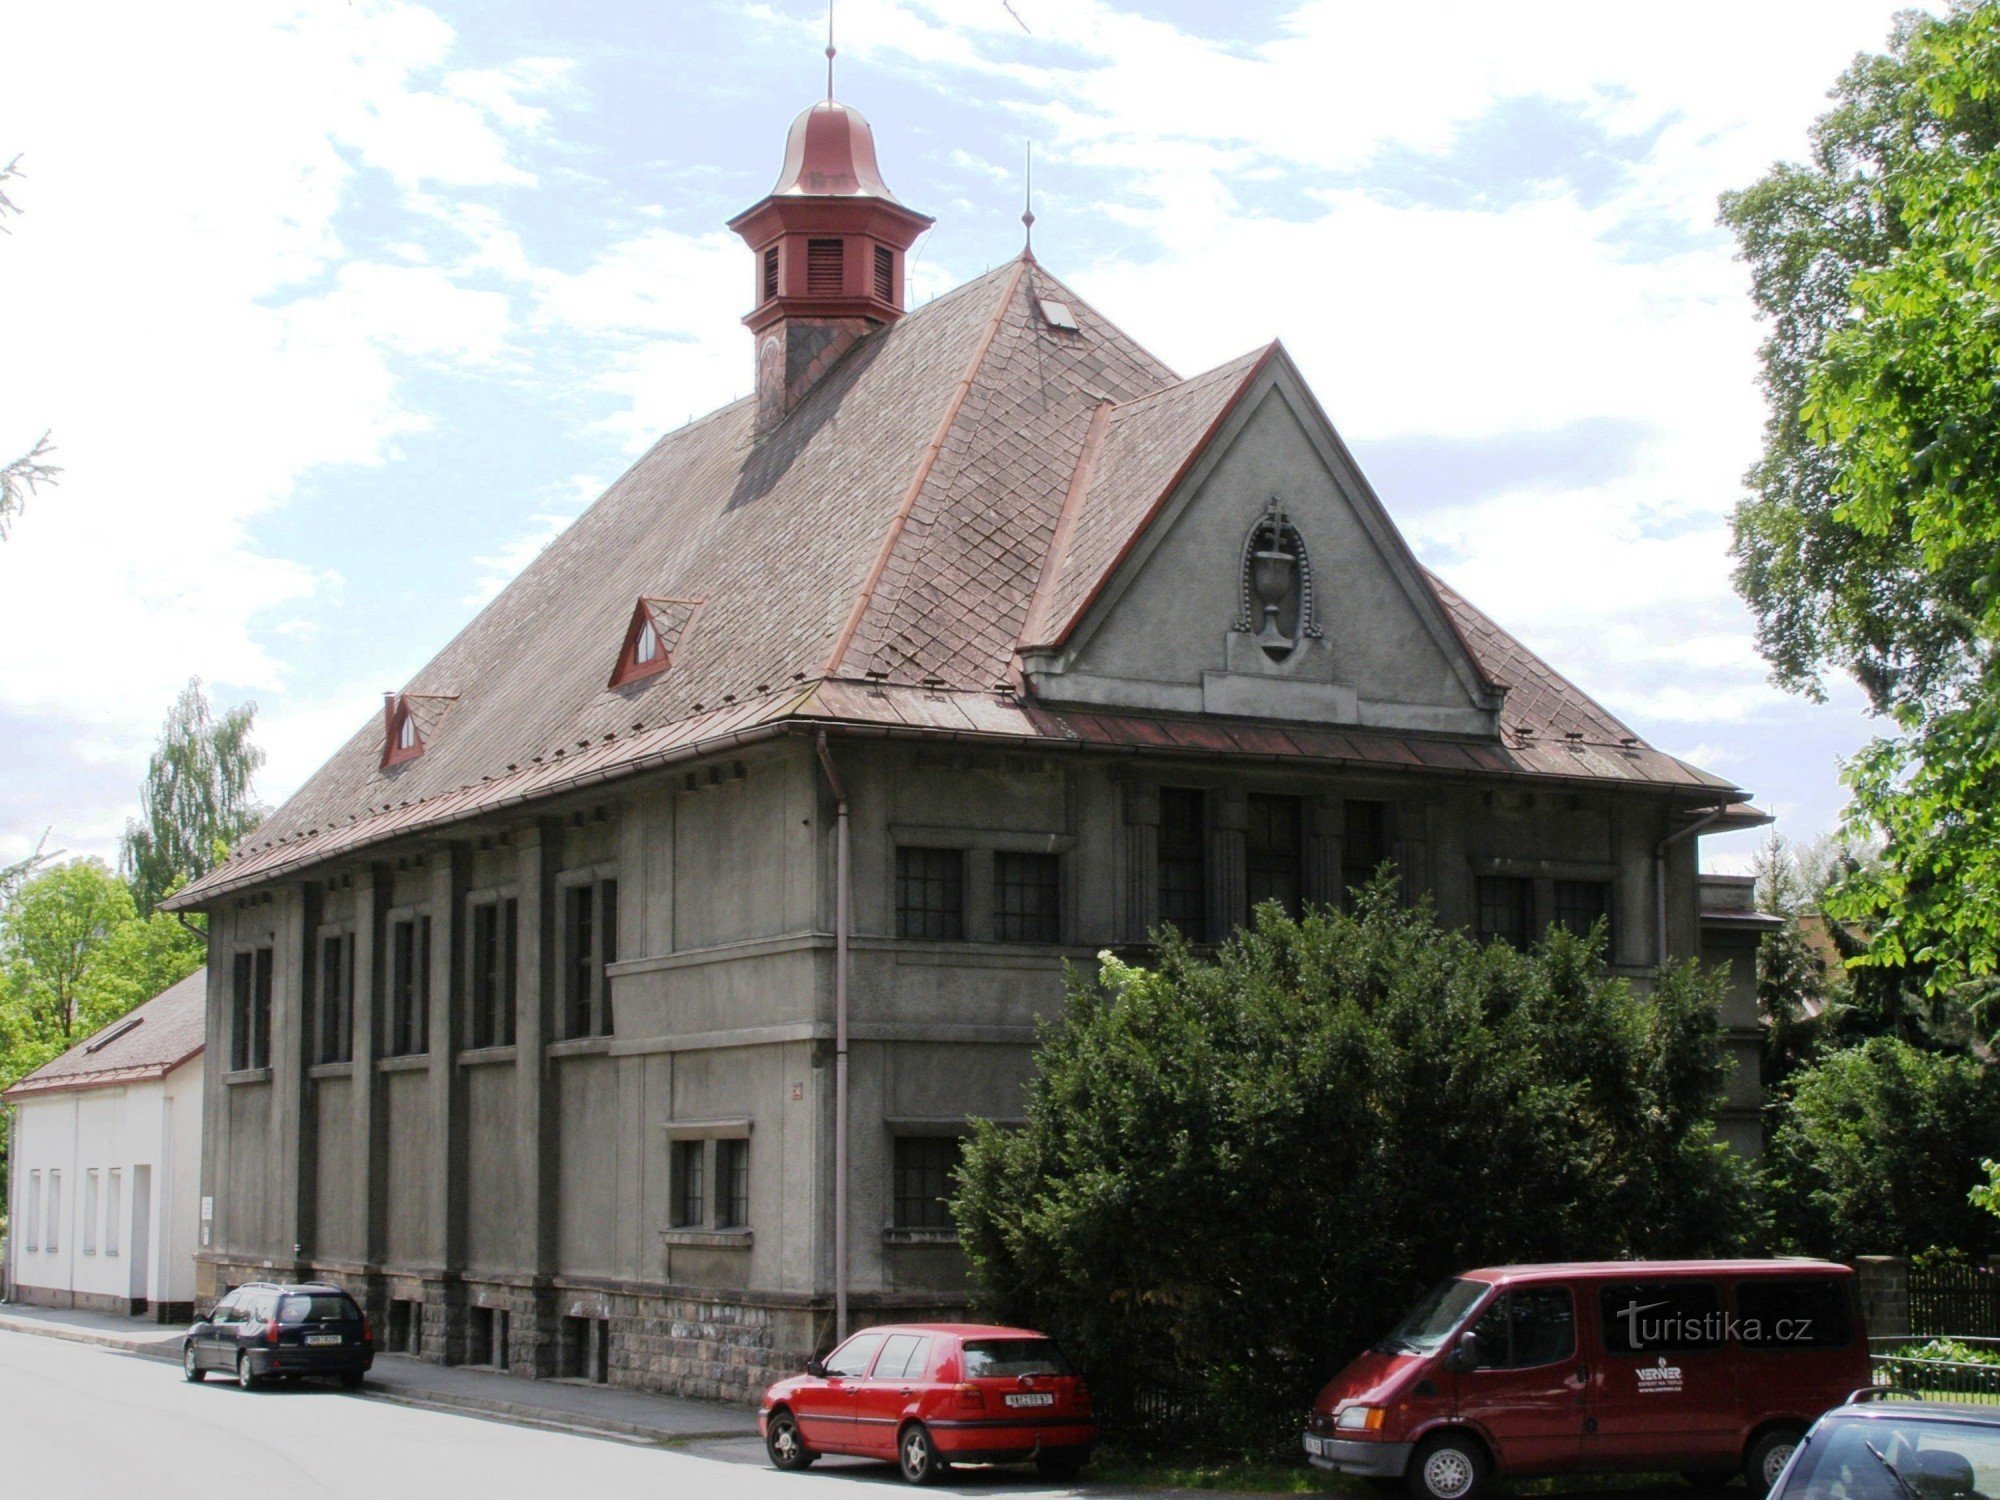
[305,1334,343,1346]
[1305,1435,1330,1457]
[1005,1392,1055,1408]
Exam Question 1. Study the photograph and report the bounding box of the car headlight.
[1337,1405,1385,1432]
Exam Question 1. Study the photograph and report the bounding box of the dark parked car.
[183,1282,374,1390]
[1768,1393,2000,1500]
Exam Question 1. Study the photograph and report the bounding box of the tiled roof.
[4,970,206,1098]
[168,254,1746,910]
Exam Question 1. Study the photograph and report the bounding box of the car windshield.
[1374,1278,1489,1356]
[962,1339,1073,1379]
[278,1294,359,1325]
[1782,1414,2000,1500]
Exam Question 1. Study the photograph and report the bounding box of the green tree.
[120,677,266,915]
[953,886,1752,1453]
[0,155,59,538]
[1763,1037,2000,1259]
[1722,3,2000,987]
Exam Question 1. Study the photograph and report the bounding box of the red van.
[1303,1261,1868,1500]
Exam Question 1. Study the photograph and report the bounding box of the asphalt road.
[0,1329,1102,1499]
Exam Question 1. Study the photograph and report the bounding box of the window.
[105,1169,121,1257]
[962,1338,1073,1378]
[874,1333,933,1381]
[398,714,418,750]
[562,878,617,1038]
[715,1137,750,1229]
[896,847,964,941]
[823,1331,885,1379]
[1735,1277,1852,1350]
[468,898,518,1050]
[1554,879,1611,941]
[893,1136,962,1230]
[317,931,354,1064]
[634,619,661,665]
[1476,875,1533,950]
[24,1173,39,1251]
[1245,793,1304,920]
[873,244,894,302]
[806,237,843,295]
[45,1170,60,1252]
[995,851,1060,943]
[83,1170,99,1254]
[388,915,431,1056]
[1343,799,1390,902]
[1157,788,1207,935]
[1599,1280,1725,1355]
[231,947,273,1070]
[671,1140,706,1228]
[1468,1285,1575,1369]
[761,244,779,301]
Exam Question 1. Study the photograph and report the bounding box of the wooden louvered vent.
[807,238,844,296]
[761,246,779,302]
[873,245,894,303]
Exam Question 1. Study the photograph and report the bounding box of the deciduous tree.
[120,677,266,915]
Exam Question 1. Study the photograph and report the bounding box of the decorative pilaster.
[1305,797,1344,910]
[1209,790,1247,944]
[352,867,386,1269]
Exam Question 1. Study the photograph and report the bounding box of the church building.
[165,78,1765,1402]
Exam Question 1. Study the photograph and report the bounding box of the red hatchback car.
[760,1322,1096,1485]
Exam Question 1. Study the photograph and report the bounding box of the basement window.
[807,237,844,295]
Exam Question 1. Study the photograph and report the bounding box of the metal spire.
[1021,140,1036,260]
[826,0,837,99]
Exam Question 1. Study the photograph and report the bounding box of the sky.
[0,0,1925,876]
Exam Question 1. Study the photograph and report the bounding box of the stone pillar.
[1209,789,1247,944]
[351,867,386,1273]
[287,882,323,1269]
[1306,796,1344,910]
[426,845,470,1363]
[199,910,232,1269]
[1856,1256,1911,1340]
[515,822,561,1376]
[1121,785,1159,944]
[1394,801,1430,907]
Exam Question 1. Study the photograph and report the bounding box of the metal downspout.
[1656,805,1729,971]
[813,733,851,1344]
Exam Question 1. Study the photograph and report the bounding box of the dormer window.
[380,690,458,770]
[608,596,704,689]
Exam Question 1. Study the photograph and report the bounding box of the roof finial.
[826,0,837,99]
[1021,140,1036,261]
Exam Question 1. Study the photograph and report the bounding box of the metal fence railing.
[1874,1348,2000,1405]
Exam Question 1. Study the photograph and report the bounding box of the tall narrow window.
[233,948,273,1070]
[389,916,431,1056]
[1157,788,1207,935]
[46,1170,61,1252]
[873,244,894,303]
[895,847,964,940]
[562,879,617,1038]
[893,1136,963,1230]
[995,851,1060,943]
[24,1173,40,1251]
[761,244,779,302]
[1342,799,1390,903]
[672,1140,706,1228]
[468,899,518,1050]
[634,619,661,665]
[715,1138,750,1229]
[1245,794,1304,921]
[82,1170,99,1254]
[807,237,843,295]
[1476,875,1534,950]
[318,931,354,1064]
[251,946,273,1069]
[106,1169,122,1256]
[1554,880,1612,943]
[231,951,253,1070]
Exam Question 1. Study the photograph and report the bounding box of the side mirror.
[805,1355,829,1379]
[1444,1333,1481,1374]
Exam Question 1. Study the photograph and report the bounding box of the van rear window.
[1599,1281,1725,1354]
[1734,1277,1850,1349]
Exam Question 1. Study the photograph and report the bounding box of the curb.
[355,1382,755,1447]
[0,1312,179,1362]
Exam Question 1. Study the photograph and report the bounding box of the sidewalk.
[0,1302,758,1446]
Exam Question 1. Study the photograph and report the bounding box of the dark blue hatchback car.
[183,1282,373,1390]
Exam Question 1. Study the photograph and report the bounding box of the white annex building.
[4,971,205,1321]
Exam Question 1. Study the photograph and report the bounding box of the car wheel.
[1744,1428,1803,1496]
[182,1343,206,1383]
[236,1353,260,1392]
[1035,1450,1087,1480]
[764,1409,815,1471]
[1409,1431,1488,1500]
[338,1371,366,1391]
[1683,1471,1736,1490]
[898,1422,945,1486]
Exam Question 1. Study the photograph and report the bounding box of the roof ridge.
[822,258,1031,676]
[1105,346,1268,414]
[1020,398,1114,652]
